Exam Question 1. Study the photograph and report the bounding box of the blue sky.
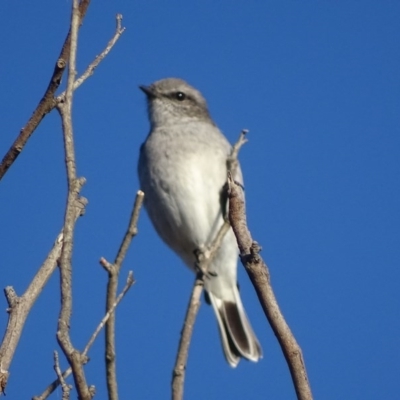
[1,1,399,399]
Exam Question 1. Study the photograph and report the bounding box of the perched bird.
[138,78,262,367]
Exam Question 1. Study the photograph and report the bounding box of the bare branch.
[0,0,91,181]
[227,176,313,400]
[227,129,248,176]
[54,351,72,400]
[102,190,144,400]
[56,14,126,103]
[171,219,231,400]
[1,2,127,399]
[114,190,145,269]
[171,277,203,400]
[33,273,134,400]
[0,199,86,396]
[197,220,231,277]
[91,272,135,352]
[0,5,125,182]
[171,131,247,400]
[56,2,92,399]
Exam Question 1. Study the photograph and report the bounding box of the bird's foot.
[193,247,218,279]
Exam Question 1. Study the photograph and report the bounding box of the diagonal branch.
[227,175,313,400]
[0,198,86,397]
[0,0,91,181]
[33,272,135,400]
[56,14,125,104]
[171,219,231,400]
[1,2,126,399]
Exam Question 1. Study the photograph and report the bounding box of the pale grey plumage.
[138,78,262,367]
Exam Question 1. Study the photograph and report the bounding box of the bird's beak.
[139,85,156,98]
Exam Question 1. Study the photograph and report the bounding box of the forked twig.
[101,190,145,400]
[55,2,93,398]
[1,2,127,399]
[0,0,91,181]
[56,14,126,104]
[0,200,86,397]
[0,8,125,182]
[33,273,135,400]
[53,351,71,400]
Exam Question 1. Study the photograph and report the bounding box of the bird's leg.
[193,247,218,279]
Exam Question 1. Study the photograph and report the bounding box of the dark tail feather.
[208,289,262,367]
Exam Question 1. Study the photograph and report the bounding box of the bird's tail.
[207,286,262,367]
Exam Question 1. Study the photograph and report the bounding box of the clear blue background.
[1,2,399,399]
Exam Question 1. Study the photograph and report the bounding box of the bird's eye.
[175,92,186,101]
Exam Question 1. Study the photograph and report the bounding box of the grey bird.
[138,78,262,367]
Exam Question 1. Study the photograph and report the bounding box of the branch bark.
[55,14,125,104]
[1,3,126,398]
[55,2,93,398]
[227,175,313,400]
[53,351,72,400]
[171,220,231,400]
[101,190,145,400]
[33,272,135,400]
[0,199,86,396]
[171,278,203,400]
[0,0,91,181]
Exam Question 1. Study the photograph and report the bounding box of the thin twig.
[0,0,91,181]
[171,220,230,400]
[53,351,72,400]
[56,14,125,104]
[56,2,92,399]
[0,200,86,397]
[91,272,135,352]
[33,273,135,400]
[227,175,313,400]
[227,129,248,175]
[114,190,145,269]
[0,4,125,181]
[171,130,247,400]
[0,1,126,398]
[101,190,144,400]
[171,277,203,400]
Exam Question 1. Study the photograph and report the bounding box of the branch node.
[76,176,86,188]
[173,364,185,378]
[77,196,88,215]
[53,350,72,399]
[57,58,67,69]
[250,241,262,256]
[100,257,115,274]
[81,354,90,365]
[0,370,9,396]
[126,271,135,286]
[116,14,124,33]
[56,233,64,244]
[4,287,19,308]
[227,129,248,174]
[89,385,96,397]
